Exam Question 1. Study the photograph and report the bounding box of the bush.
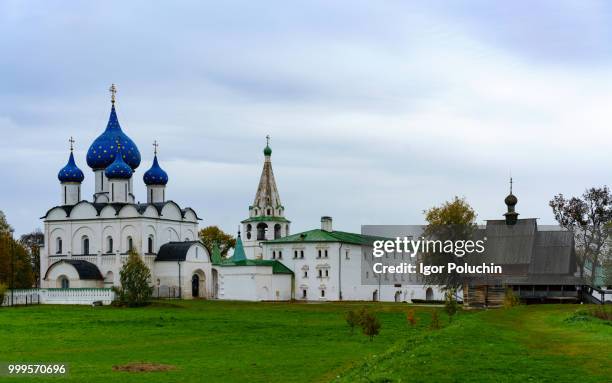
[345,310,360,334]
[346,307,382,340]
[406,309,417,327]
[0,282,6,306]
[588,306,612,321]
[113,250,153,307]
[430,311,441,330]
[361,311,381,341]
[444,290,459,322]
[503,288,520,309]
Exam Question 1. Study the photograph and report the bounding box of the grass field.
[0,301,610,383]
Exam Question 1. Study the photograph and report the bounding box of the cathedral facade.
[40,88,213,298]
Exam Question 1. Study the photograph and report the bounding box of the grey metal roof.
[44,260,103,280]
[155,241,201,262]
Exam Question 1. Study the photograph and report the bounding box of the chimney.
[321,216,333,232]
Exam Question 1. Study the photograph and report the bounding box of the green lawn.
[0,302,610,383]
[335,305,612,383]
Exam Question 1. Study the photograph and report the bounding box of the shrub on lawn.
[444,290,459,322]
[406,309,417,327]
[345,307,382,340]
[361,311,381,341]
[503,288,520,308]
[0,282,6,306]
[112,250,153,307]
[588,306,612,321]
[430,311,441,330]
[345,310,360,334]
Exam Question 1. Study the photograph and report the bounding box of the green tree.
[422,197,478,290]
[444,290,459,322]
[113,250,152,307]
[198,226,236,258]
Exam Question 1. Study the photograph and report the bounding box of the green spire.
[263,134,272,156]
[211,242,222,265]
[231,232,247,262]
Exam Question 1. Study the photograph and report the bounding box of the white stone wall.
[262,241,445,302]
[217,265,292,301]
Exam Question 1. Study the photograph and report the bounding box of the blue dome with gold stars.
[86,104,141,170]
[104,148,133,179]
[58,152,85,183]
[143,155,169,185]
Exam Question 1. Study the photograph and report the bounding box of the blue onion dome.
[143,155,169,185]
[104,147,133,179]
[58,152,85,183]
[86,104,141,170]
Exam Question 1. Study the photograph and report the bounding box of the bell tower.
[241,136,290,258]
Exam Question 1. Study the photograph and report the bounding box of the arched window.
[127,236,133,253]
[246,224,252,240]
[82,236,90,255]
[106,236,113,253]
[256,223,268,241]
[285,224,289,236]
[148,236,154,254]
[56,237,62,254]
[59,276,69,289]
[274,224,281,239]
[267,208,271,215]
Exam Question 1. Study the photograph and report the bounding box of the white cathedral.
[39,87,441,303]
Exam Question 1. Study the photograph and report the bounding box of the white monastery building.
[39,86,441,303]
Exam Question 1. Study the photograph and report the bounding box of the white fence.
[2,288,115,306]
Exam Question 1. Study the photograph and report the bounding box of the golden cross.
[510,177,513,195]
[69,136,75,151]
[109,83,117,104]
[153,140,159,155]
[266,134,270,146]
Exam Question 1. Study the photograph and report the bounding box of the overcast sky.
[2,1,612,236]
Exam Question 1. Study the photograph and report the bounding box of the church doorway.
[372,289,378,301]
[191,270,206,298]
[394,291,401,302]
[192,274,199,298]
[426,287,434,301]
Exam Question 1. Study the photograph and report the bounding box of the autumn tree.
[0,211,34,288]
[345,310,360,334]
[198,226,235,258]
[360,311,381,341]
[550,187,612,285]
[20,229,44,287]
[422,197,478,290]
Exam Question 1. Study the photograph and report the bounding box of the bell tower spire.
[240,136,291,259]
